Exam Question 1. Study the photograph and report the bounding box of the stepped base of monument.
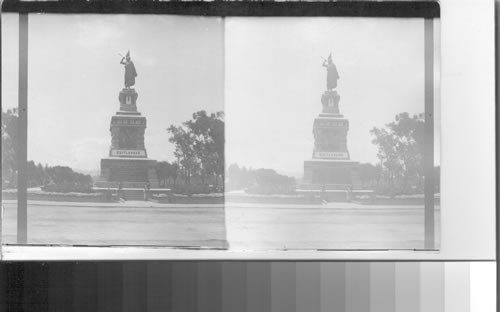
[100,157,159,188]
[94,181,151,188]
[296,188,351,202]
[92,185,172,201]
[120,188,148,201]
[318,113,344,118]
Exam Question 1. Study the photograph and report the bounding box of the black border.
[496,2,499,311]
[1,1,439,18]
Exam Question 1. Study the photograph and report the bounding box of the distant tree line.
[34,163,92,193]
[3,106,439,196]
[7,160,92,193]
[226,164,296,194]
[2,108,92,192]
[357,162,440,196]
[3,108,226,194]
[226,112,439,196]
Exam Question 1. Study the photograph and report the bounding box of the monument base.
[99,157,159,188]
[297,160,362,202]
[302,159,361,190]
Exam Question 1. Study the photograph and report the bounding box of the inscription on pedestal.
[111,116,146,126]
[111,149,146,157]
[313,151,349,159]
[314,119,349,128]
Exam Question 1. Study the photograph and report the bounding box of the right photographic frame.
[224,15,441,251]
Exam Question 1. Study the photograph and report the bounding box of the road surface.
[1,200,440,250]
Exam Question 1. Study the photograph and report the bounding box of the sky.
[2,14,440,178]
[225,17,441,178]
[2,14,224,174]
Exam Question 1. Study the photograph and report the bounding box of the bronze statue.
[322,53,339,90]
[120,51,137,88]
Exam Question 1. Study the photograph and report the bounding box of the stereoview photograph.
[1,14,227,248]
[224,17,440,250]
[2,13,440,253]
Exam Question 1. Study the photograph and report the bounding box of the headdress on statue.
[328,53,332,63]
[126,50,131,60]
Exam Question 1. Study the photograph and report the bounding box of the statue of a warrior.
[120,51,138,88]
[322,53,339,90]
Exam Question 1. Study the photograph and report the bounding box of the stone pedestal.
[312,116,350,160]
[300,86,361,198]
[109,114,147,157]
[98,88,159,188]
[321,90,341,116]
[100,157,159,187]
[109,88,147,157]
[118,88,139,112]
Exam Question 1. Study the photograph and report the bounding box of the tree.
[184,111,225,189]
[248,168,295,194]
[41,165,92,193]
[227,163,241,190]
[167,111,225,189]
[226,163,295,194]
[2,109,94,191]
[370,112,425,194]
[45,166,91,185]
[1,108,19,187]
[167,125,199,185]
[170,162,179,186]
[226,163,254,191]
[156,161,180,187]
[358,163,382,189]
[156,161,170,187]
[27,160,49,188]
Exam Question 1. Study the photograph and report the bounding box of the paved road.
[1,201,228,248]
[225,202,440,250]
[1,200,440,250]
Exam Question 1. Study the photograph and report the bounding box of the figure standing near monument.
[120,51,138,88]
[322,53,339,90]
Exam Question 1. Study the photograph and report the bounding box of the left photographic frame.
[1,13,227,249]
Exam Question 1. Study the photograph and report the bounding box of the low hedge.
[153,193,224,204]
[2,189,112,203]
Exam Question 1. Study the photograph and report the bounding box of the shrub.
[41,182,93,193]
[172,183,213,195]
[245,168,296,195]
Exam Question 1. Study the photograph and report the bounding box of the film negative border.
[1,0,439,18]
